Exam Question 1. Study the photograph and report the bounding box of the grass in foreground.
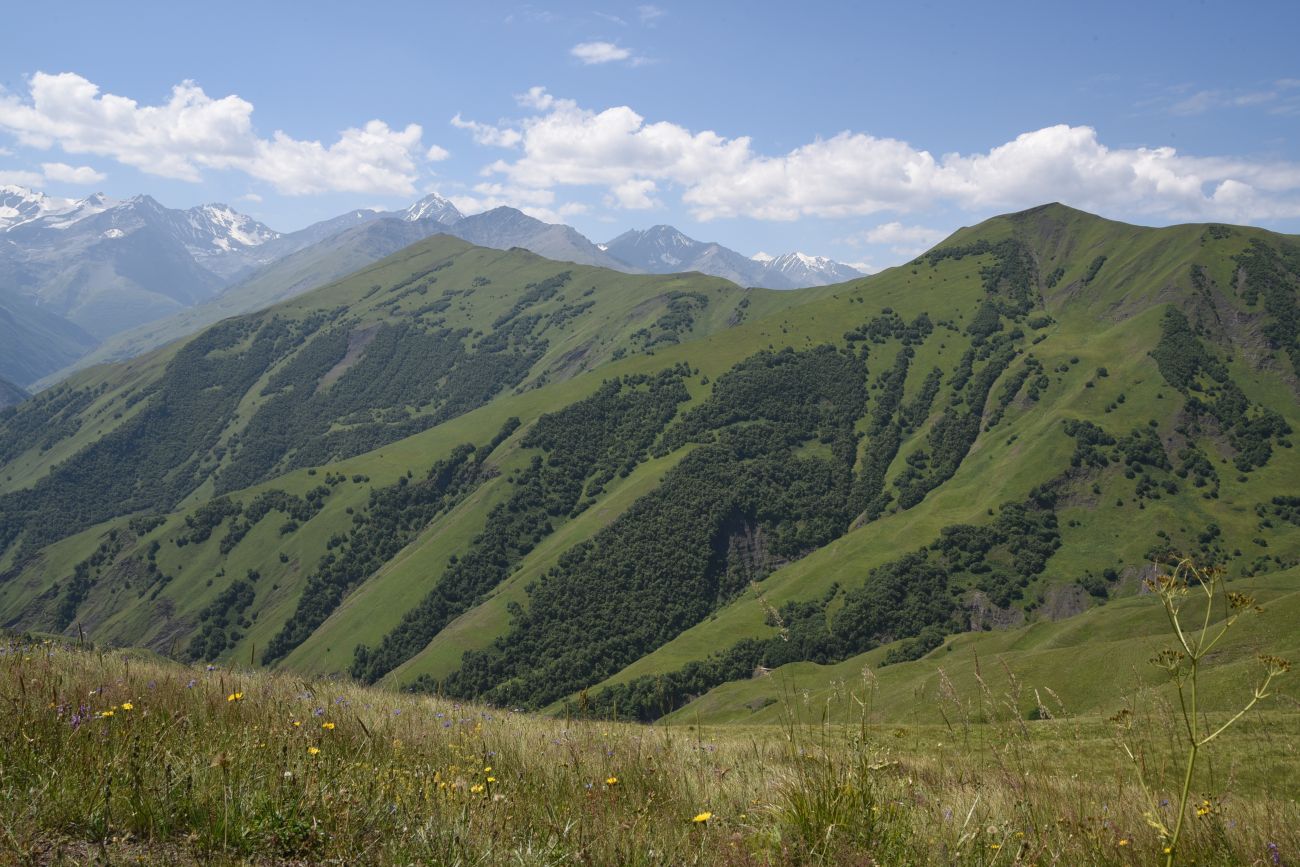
[1,639,1297,865]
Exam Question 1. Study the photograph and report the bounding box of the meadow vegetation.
[2,556,1293,866]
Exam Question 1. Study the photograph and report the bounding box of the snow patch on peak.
[403,193,462,225]
[750,251,774,263]
[0,185,83,231]
[189,203,279,248]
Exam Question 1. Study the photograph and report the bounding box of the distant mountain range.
[0,184,864,389]
[602,225,864,289]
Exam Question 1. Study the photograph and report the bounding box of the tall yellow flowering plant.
[1115,557,1290,867]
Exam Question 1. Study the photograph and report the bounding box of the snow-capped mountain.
[3,188,277,252]
[605,225,863,289]
[0,185,85,231]
[400,193,462,225]
[183,203,279,251]
[0,189,281,339]
[755,251,865,287]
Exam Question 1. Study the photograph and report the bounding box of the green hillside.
[33,220,452,388]
[0,376,26,409]
[0,288,99,387]
[1,204,1297,726]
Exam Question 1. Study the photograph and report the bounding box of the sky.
[2,0,1299,271]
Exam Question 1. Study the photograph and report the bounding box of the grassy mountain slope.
[670,566,1300,725]
[0,376,27,409]
[35,219,448,387]
[0,287,99,387]
[1,204,1297,726]
[38,208,636,389]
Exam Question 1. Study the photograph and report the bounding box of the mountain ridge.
[604,224,864,289]
[1,202,1296,726]
[4,185,867,388]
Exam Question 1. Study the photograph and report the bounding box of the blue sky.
[2,0,1298,269]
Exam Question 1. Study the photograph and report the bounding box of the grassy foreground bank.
[1,637,1296,865]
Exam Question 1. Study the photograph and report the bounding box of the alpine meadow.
[2,3,1299,864]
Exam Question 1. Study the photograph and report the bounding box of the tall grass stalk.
[1115,556,1291,866]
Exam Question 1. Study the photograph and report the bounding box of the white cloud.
[856,222,948,256]
[570,41,633,65]
[863,222,946,246]
[40,161,106,184]
[607,178,658,209]
[425,144,451,161]
[454,90,1300,223]
[516,86,556,111]
[0,169,44,187]
[0,72,442,196]
[451,112,523,147]
[637,4,665,24]
[447,181,586,225]
[239,192,263,203]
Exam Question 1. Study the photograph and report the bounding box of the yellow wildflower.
[483,766,492,773]
[321,721,336,730]
[99,710,114,718]
[120,702,134,711]
[308,746,321,756]
[606,776,619,786]
[990,843,1002,850]
[227,692,243,703]
[692,811,713,823]
[487,776,497,783]
[1119,839,1130,847]
[470,784,485,794]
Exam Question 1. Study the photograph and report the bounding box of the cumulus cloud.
[570,41,634,65]
[451,112,523,147]
[0,169,44,187]
[40,161,107,184]
[856,222,948,255]
[452,89,1300,223]
[0,162,105,187]
[607,178,658,209]
[863,222,946,245]
[0,72,445,196]
[447,181,587,225]
[516,86,556,112]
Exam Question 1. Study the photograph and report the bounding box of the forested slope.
[2,204,1297,723]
